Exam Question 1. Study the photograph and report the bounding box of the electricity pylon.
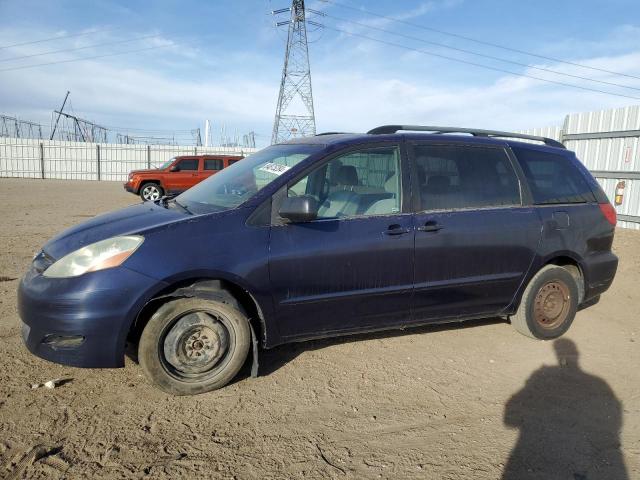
[271,0,316,144]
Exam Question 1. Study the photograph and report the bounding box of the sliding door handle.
[417,222,443,232]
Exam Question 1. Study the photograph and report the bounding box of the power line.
[0,41,181,72]
[0,27,115,50]
[318,0,640,82]
[316,23,640,101]
[322,12,640,93]
[0,33,163,63]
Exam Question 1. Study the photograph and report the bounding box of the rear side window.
[204,159,223,171]
[413,145,521,211]
[512,147,596,204]
[177,159,198,171]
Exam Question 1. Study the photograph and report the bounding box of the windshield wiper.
[171,199,192,215]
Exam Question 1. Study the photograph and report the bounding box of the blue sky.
[1,0,639,147]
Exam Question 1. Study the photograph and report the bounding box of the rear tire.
[139,297,250,395]
[140,182,163,202]
[511,265,578,340]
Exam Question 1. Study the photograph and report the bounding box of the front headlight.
[43,235,144,278]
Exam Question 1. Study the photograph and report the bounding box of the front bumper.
[124,182,137,194]
[18,265,166,368]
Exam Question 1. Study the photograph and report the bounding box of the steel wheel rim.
[160,310,235,382]
[142,185,160,201]
[533,280,571,329]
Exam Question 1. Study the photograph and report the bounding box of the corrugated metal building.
[519,105,640,230]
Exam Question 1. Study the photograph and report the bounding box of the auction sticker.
[259,163,291,175]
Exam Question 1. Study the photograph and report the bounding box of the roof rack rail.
[367,125,565,149]
[315,131,350,136]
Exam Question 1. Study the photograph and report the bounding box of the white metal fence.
[519,105,640,230]
[0,137,257,182]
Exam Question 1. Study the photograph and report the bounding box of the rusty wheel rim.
[533,280,571,329]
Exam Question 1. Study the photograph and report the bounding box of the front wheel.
[140,182,163,201]
[511,265,579,340]
[138,298,250,395]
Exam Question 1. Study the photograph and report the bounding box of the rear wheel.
[140,182,163,201]
[138,298,250,395]
[511,265,578,339]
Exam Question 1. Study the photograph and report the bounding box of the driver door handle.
[384,224,411,236]
[417,221,443,232]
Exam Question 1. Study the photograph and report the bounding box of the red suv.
[124,155,243,201]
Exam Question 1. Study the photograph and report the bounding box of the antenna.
[271,0,316,144]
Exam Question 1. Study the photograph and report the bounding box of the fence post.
[194,146,198,155]
[39,142,45,179]
[96,144,101,181]
[147,145,151,169]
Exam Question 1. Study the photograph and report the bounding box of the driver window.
[288,146,401,219]
[177,158,198,171]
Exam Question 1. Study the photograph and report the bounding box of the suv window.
[176,159,198,171]
[288,146,401,218]
[414,145,520,211]
[204,159,223,171]
[512,147,596,204]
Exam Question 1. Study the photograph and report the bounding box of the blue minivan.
[18,126,618,395]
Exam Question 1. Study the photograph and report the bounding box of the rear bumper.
[583,251,618,301]
[18,265,166,368]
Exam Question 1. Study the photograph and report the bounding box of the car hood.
[43,202,187,260]
[129,168,161,175]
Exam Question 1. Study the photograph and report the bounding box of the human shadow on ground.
[502,338,628,480]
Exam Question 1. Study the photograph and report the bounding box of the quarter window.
[414,145,521,211]
[177,159,198,171]
[512,147,596,204]
[288,146,402,219]
[204,159,223,171]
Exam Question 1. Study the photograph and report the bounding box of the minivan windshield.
[176,144,322,214]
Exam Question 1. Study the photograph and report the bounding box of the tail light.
[599,202,617,226]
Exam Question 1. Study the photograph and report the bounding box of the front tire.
[139,298,250,395]
[140,182,163,201]
[511,265,579,340]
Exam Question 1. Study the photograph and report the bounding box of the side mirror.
[169,165,179,172]
[279,196,318,223]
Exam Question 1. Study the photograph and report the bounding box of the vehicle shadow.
[502,338,628,479]
[125,317,507,378]
[248,316,506,378]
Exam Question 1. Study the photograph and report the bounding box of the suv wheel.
[140,183,163,201]
[139,298,250,395]
[511,265,579,340]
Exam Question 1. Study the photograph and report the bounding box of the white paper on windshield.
[259,162,291,176]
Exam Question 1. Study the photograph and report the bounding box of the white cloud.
[339,0,463,29]
[313,50,640,133]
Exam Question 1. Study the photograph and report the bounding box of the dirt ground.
[0,178,638,479]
